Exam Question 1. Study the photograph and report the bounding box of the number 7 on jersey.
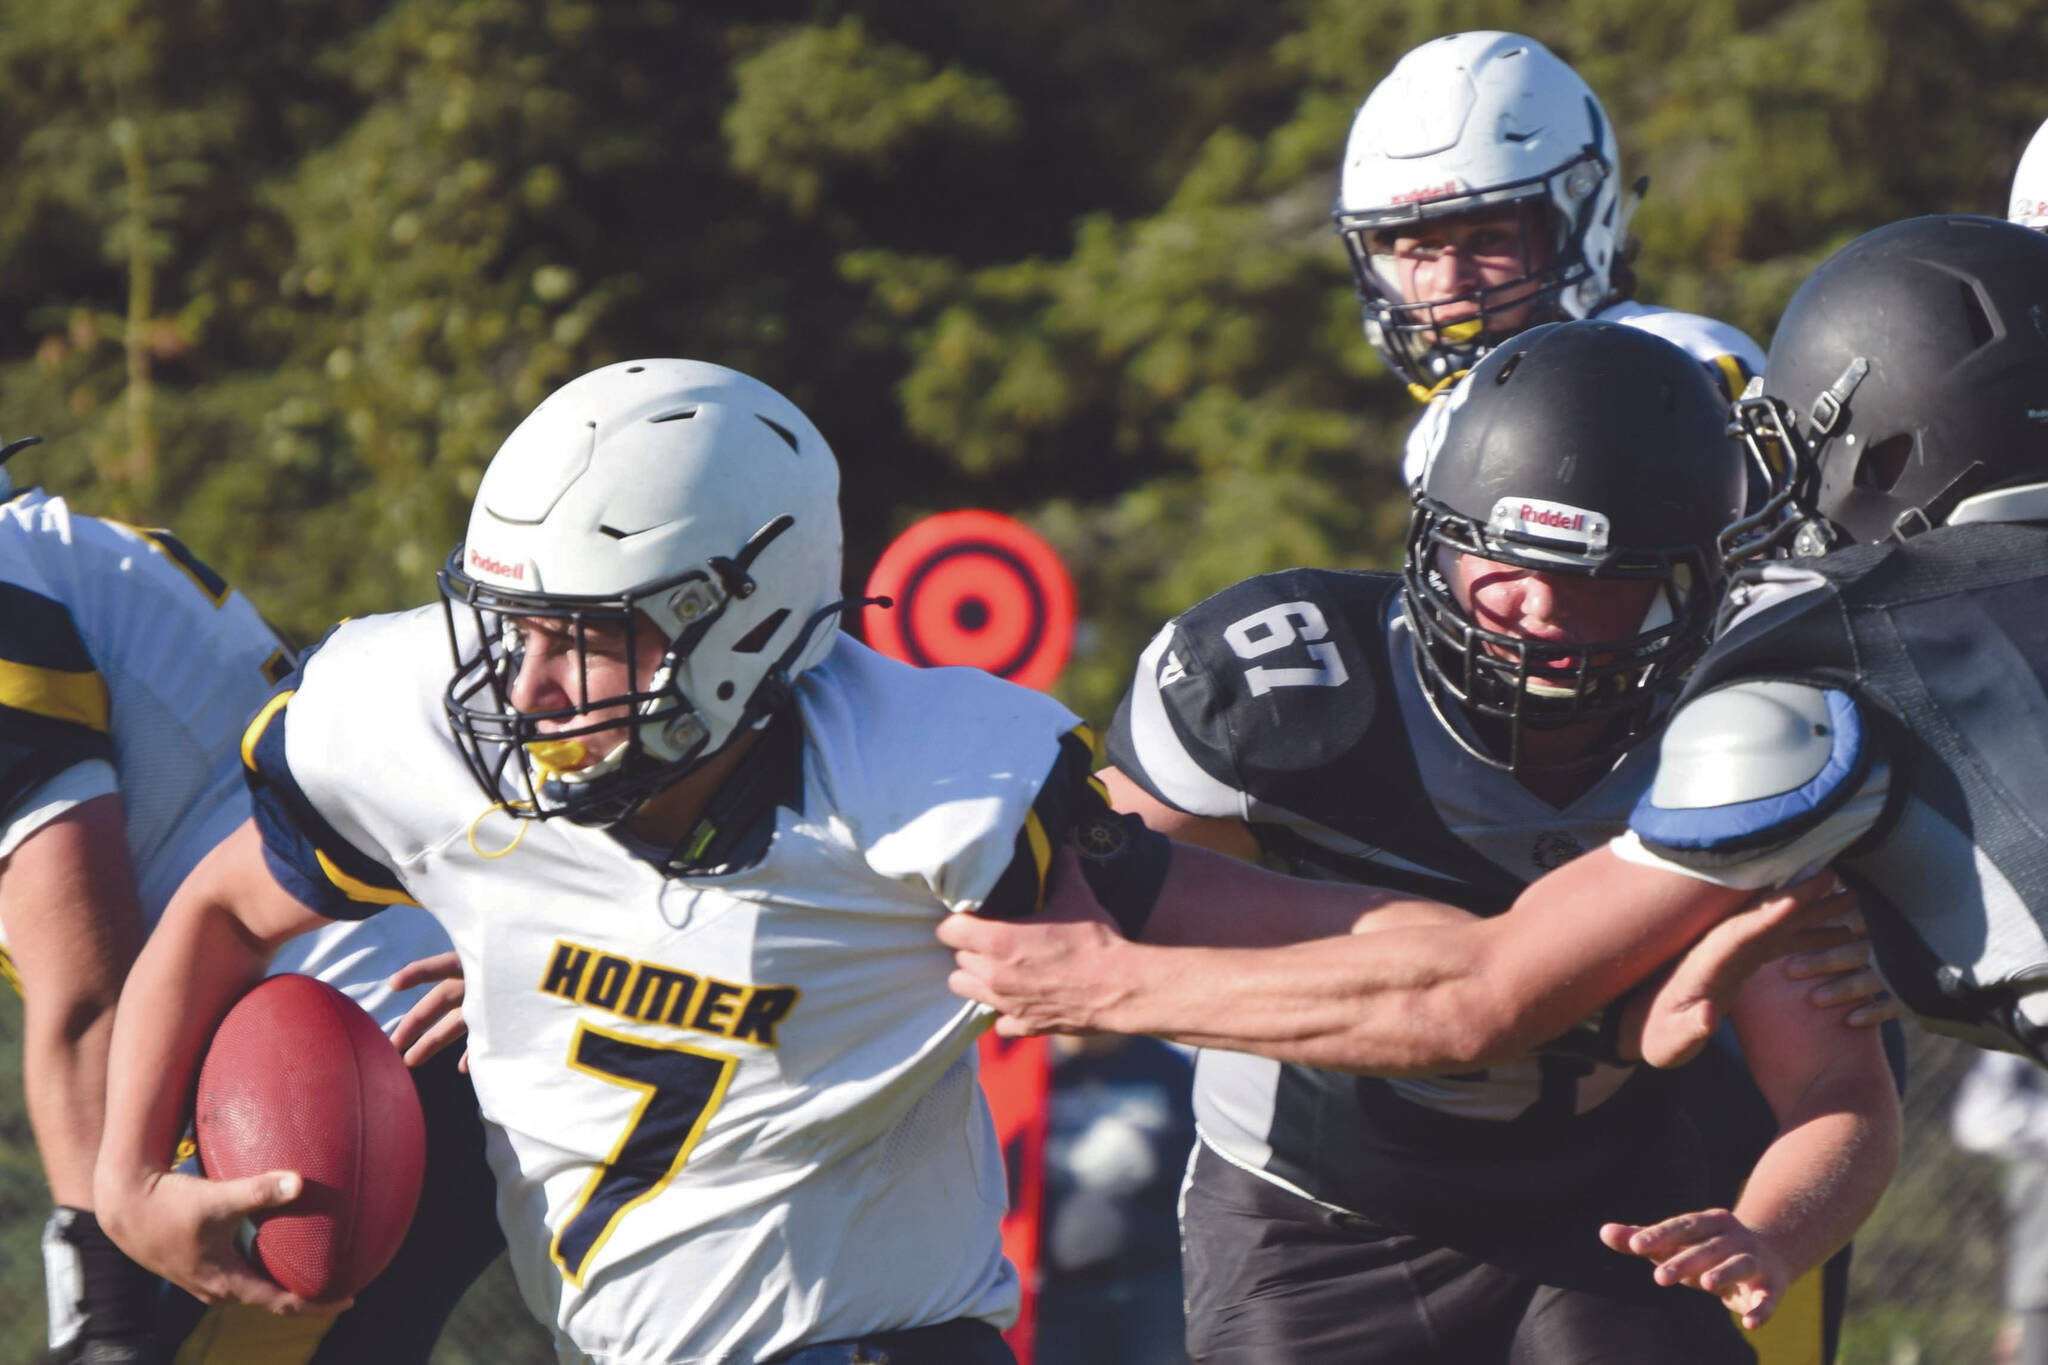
[551,1023,738,1285]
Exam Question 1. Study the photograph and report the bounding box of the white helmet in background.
[2010,116,2048,230]
[441,359,845,825]
[1334,32,1635,392]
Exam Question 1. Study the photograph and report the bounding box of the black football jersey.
[1108,568,1697,1246]
[1658,524,2048,1058]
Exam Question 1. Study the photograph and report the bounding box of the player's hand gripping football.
[939,846,1132,1037]
[97,1166,345,1317]
[389,950,469,1070]
[1599,1208,1789,1330]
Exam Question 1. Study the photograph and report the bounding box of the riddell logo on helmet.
[1521,504,1585,531]
[468,548,525,582]
[1390,180,1464,205]
[1488,497,1612,554]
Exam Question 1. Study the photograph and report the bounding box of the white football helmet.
[441,359,845,825]
[1334,32,1636,392]
[2011,116,2048,230]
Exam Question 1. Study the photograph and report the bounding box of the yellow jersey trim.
[240,689,293,773]
[314,848,419,907]
[0,657,110,733]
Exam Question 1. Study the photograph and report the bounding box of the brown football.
[194,973,426,1302]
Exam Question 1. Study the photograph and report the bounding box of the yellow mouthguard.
[525,737,590,778]
[1440,318,1485,343]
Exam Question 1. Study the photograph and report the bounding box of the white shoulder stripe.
[1123,624,1248,820]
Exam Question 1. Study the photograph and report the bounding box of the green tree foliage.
[0,3,2042,1360]
[0,0,2041,695]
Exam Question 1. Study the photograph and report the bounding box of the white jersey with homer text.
[0,488,447,1027]
[251,612,1087,1364]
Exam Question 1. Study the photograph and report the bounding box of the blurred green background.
[0,0,2042,1359]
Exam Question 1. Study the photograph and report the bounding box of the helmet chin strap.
[1890,460,1993,541]
[735,595,891,731]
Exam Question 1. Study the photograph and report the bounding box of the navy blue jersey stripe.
[0,708,113,817]
[243,679,414,920]
[0,582,97,672]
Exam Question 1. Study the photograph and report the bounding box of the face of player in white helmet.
[1362,205,1558,351]
[1334,32,1631,392]
[503,611,671,774]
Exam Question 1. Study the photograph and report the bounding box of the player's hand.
[1600,1209,1788,1330]
[1781,905,1902,1028]
[1626,871,1857,1068]
[390,950,468,1071]
[97,1167,348,1317]
[938,846,1133,1037]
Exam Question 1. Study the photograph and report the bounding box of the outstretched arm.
[93,819,344,1317]
[944,841,1839,1074]
[1600,959,1902,1328]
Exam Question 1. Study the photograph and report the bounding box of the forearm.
[94,888,274,1206]
[1732,1071,1901,1281]
[1125,844,1741,1071]
[1098,927,1513,1073]
[1141,841,1469,948]
[0,796,144,1208]
[21,1000,119,1205]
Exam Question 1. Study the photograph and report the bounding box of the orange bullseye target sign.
[862,510,1076,692]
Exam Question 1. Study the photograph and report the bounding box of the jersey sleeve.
[0,581,116,822]
[975,725,1170,938]
[0,761,118,860]
[822,643,1168,933]
[1105,621,1250,821]
[1106,570,1382,823]
[240,643,420,921]
[1610,679,1892,890]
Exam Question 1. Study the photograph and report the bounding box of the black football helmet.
[1726,215,2048,560]
[1404,320,1745,771]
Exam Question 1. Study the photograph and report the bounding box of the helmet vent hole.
[1960,281,1996,350]
[716,681,735,701]
[626,365,645,373]
[650,405,699,424]
[1495,352,1524,384]
[733,608,790,655]
[757,415,800,453]
[1855,434,1914,492]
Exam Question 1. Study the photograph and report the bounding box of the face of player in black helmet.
[1726,215,2048,560]
[1403,321,1744,773]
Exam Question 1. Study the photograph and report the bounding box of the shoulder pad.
[1108,570,1390,815]
[1632,681,1870,855]
[1598,301,1767,375]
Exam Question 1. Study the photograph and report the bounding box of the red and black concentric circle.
[862,510,1076,692]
